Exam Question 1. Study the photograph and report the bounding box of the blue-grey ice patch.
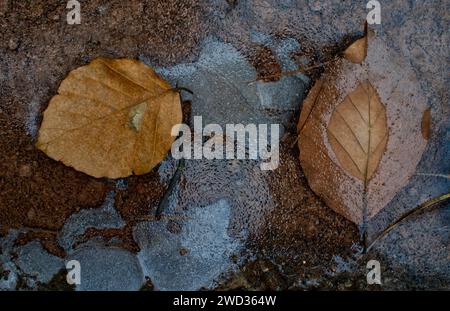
[0,260,18,290]
[373,205,450,283]
[251,34,309,118]
[157,156,178,183]
[25,99,40,140]
[331,255,355,274]
[141,36,308,135]
[15,241,64,285]
[0,230,21,290]
[0,229,20,253]
[250,31,274,47]
[178,158,275,237]
[67,244,144,291]
[134,199,243,291]
[58,190,125,251]
[115,178,128,191]
[368,120,450,282]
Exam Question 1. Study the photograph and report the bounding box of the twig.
[173,86,193,95]
[366,193,450,252]
[247,58,337,85]
[416,173,450,179]
[155,158,184,218]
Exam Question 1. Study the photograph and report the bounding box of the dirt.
[249,45,282,82]
[235,141,361,289]
[79,169,174,252]
[0,130,111,234]
[37,269,75,291]
[0,3,287,257]
[139,277,154,291]
[0,0,285,251]
[0,0,204,254]
[0,0,448,290]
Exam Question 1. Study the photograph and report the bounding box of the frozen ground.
[0,0,449,290]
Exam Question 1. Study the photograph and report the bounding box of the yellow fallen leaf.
[36,58,182,178]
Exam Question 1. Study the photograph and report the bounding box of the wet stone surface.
[150,36,308,135]
[67,244,144,291]
[0,0,449,290]
[135,199,243,291]
[58,190,125,252]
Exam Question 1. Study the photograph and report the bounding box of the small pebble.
[19,164,32,177]
[8,38,19,51]
[97,5,109,15]
[308,0,323,12]
[344,280,353,288]
[27,208,36,220]
[179,247,189,256]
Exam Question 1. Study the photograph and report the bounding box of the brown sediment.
[74,101,192,253]
[15,230,66,258]
[215,258,288,291]
[139,0,209,65]
[0,0,202,256]
[139,277,155,292]
[75,224,140,253]
[139,277,154,291]
[37,269,76,291]
[251,142,360,284]
[0,121,111,256]
[249,45,282,82]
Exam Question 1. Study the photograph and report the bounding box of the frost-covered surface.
[58,190,125,251]
[15,241,64,285]
[0,0,448,290]
[0,231,20,290]
[144,36,307,134]
[67,244,144,291]
[135,199,243,291]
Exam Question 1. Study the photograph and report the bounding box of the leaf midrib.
[40,89,173,147]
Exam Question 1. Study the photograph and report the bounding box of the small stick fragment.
[366,193,450,252]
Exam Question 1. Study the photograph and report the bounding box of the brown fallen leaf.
[298,28,428,228]
[342,22,368,64]
[421,107,431,140]
[327,80,387,185]
[36,58,182,178]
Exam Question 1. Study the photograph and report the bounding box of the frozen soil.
[0,0,449,290]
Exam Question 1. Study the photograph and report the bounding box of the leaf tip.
[343,22,369,64]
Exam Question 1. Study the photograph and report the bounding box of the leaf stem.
[247,58,337,85]
[416,173,450,179]
[366,193,450,252]
[173,86,193,95]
